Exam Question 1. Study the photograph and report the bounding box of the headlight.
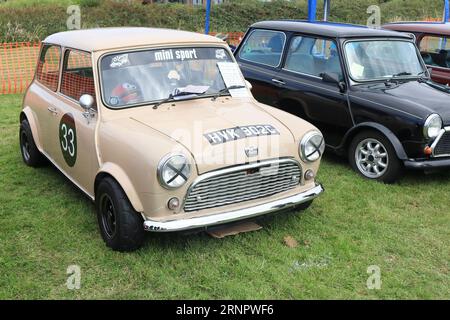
[157,154,191,189]
[300,131,325,162]
[423,114,443,140]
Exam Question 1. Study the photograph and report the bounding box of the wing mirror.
[245,80,253,91]
[79,94,95,111]
[79,94,96,122]
[321,72,346,93]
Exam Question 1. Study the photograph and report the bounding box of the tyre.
[348,130,402,183]
[96,177,145,252]
[19,119,46,167]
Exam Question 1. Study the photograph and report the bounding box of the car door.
[30,44,62,156]
[277,35,352,147]
[51,49,98,195]
[235,29,287,105]
[418,34,450,85]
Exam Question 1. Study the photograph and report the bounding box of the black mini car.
[234,20,450,183]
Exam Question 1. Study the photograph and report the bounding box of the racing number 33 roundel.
[59,113,77,167]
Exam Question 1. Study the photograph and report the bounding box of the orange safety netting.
[0,42,40,94]
[0,32,245,95]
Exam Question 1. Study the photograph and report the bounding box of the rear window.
[35,45,61,91]
[238,29,286,67]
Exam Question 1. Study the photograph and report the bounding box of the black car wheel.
[349,130,402,183]
[96,177,145,252]
[19,119,46,167]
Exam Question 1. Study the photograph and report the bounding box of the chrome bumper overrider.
[143,183,324,232]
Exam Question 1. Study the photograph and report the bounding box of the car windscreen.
[100,47,232,108]
[344,40,424,81]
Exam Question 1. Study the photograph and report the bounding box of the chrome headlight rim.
[423,114,443,140]
[300,131,325,162]
[157,153,191,190]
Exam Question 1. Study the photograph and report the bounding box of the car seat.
[285,53,315,75]
[325,56,343,81]
[421,52,434,65]
[436,49,448,68]
[268,34,284,53]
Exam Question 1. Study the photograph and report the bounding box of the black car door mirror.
[321,72,346,93]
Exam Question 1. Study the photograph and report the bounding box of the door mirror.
[245,80,253,91]
[427,67,433,77]
[321,72,346,92]
[79,94,95,111]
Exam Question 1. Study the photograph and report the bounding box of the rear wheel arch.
[341,123,408,160]
[94,164,144,213]
[20,107,43,151]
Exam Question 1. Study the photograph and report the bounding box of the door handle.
[47,106,58,115]
[272,79,285,85]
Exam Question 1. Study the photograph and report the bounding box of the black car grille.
[434,131,450,156]
[183,160,301,212]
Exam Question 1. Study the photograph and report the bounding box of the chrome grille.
[434,131,450,156]
[183,159,301,212]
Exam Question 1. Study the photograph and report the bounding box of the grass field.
[0,94,449,299]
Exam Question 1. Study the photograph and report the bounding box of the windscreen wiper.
[211,85,246,101]
[392,71,412,78]
[419,77,450,93]
[153,88,208,109]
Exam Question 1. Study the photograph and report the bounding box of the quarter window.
[419,36,450,68]
[35,45,61,91]
[61,50,95,103]
[239,30,286,67]
[284,36,342,80]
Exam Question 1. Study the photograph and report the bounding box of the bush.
[78,0,101,8]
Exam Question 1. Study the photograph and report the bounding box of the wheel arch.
[20,107,43,151]
[95,163,144,213]
[340,122,408,160]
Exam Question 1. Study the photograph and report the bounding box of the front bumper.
[404,158,450,169]
[143,183,324,232]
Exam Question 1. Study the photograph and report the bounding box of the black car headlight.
[157,154,191,189]
[299,131,325,162]
[423,114,443,140]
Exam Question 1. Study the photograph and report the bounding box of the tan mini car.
[20,28,324,251]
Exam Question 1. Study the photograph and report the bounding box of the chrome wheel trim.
[355,138,389,179]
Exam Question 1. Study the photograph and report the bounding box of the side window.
[238,29,286,67]
[284,36,343,81]
[419,36,450,68]
[61,50,95,104]
[36,45,61,91]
